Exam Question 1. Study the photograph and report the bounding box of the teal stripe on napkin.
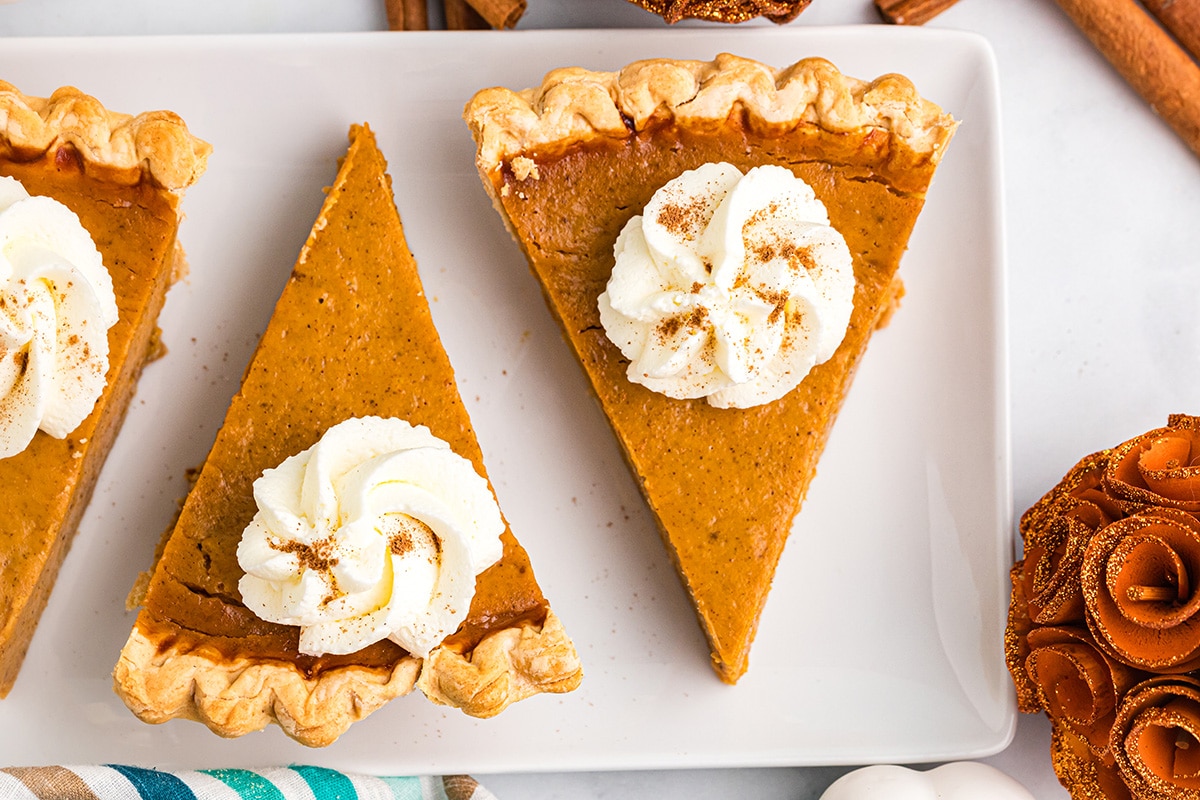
[203,769,286,800]
[108,765,196,800]
[291,765,356,799]
[0,766,496,800]
[377,776,424,800]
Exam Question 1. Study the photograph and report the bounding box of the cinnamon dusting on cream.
[599,162,854,408]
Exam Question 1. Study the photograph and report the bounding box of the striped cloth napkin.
[0,766,497,800]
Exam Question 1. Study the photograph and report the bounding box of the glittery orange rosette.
[1080,507,1200,673]
[1106,415,1200,514]
[1108,675,1200,799]
[1020,453,1123,626]
[1051,722,1136,800]
[1006,415,1200,799]
[1006,561,1039,711]
[1024,626,1144,756]
[1006,451,1124,712]
[625,0,813,24]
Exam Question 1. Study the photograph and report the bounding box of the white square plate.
[0,26,1011,772]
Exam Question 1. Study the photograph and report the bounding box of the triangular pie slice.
[464,54,956,683]
[0,83,209,697]
[114,124,581,746]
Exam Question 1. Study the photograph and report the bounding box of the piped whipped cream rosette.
[1006,414,1200,800]
[0,175,119,459]
[237,416,505,659]
[598,162,854,409]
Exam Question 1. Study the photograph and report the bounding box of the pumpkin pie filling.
[0,83,208,697]
[465,54,956,682]
[137,530,549,677]
[115,124,580,745]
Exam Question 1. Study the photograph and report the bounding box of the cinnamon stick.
[1141,0,1200,62]
[465,0,526,28]
[385,0,429,30]
[443,0,490,29]
[1053,0,1200,159]
[874,0,961,25]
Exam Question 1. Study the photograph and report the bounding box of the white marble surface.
[3,0,1199,797]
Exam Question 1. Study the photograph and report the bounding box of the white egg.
[818,762,1036,800]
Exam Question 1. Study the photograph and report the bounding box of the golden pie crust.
[113,124,581,746]
[465,54,956,683]
[0,82,209,697]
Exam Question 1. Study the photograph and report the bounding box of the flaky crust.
[418,610,583,716]
[113,610,582,747]
[0,82,210,191]
[464,53,956,176]
[113,630,421,748]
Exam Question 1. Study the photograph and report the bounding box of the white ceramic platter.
[0,27,1010,773]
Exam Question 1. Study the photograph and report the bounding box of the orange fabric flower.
[1051,722,1134,800]
[1010,416,1200,800]
[1081,508,1200,673]
[1019,452,1122,625]
[1007,452,1123,714]
[1107,415,1200,513]
[1024,626,1143,756]
[1110,676,1200,799]
[1006,562,1039,712]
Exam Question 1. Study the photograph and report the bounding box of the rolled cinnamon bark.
[444,0,490,28]
[465,0,525,28]
[874,0,961,25]
[1141,0,1200,62]
[385,0,429,29]
[1054,0,1200,158]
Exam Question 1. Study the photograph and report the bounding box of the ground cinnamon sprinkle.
[756,287,790,324]
[657,305,709,341]
[752,243,775,262]
[657,197,709,240]
[389,515,441,561]
[11,350,28,378]
[789,245,815,274]
[273,537,339,574]
[390,530,414,556]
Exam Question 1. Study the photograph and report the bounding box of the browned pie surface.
[132,124,550,680]
[0,150,182,697]
[481,108,948,683]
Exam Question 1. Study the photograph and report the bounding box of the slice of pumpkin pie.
[464,54,956,683]
[113,124,581,746]
[0,82,209,697]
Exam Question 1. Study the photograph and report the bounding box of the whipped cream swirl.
[598,163,855,409]
[0,176,118,459]
[237,416,506,658]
